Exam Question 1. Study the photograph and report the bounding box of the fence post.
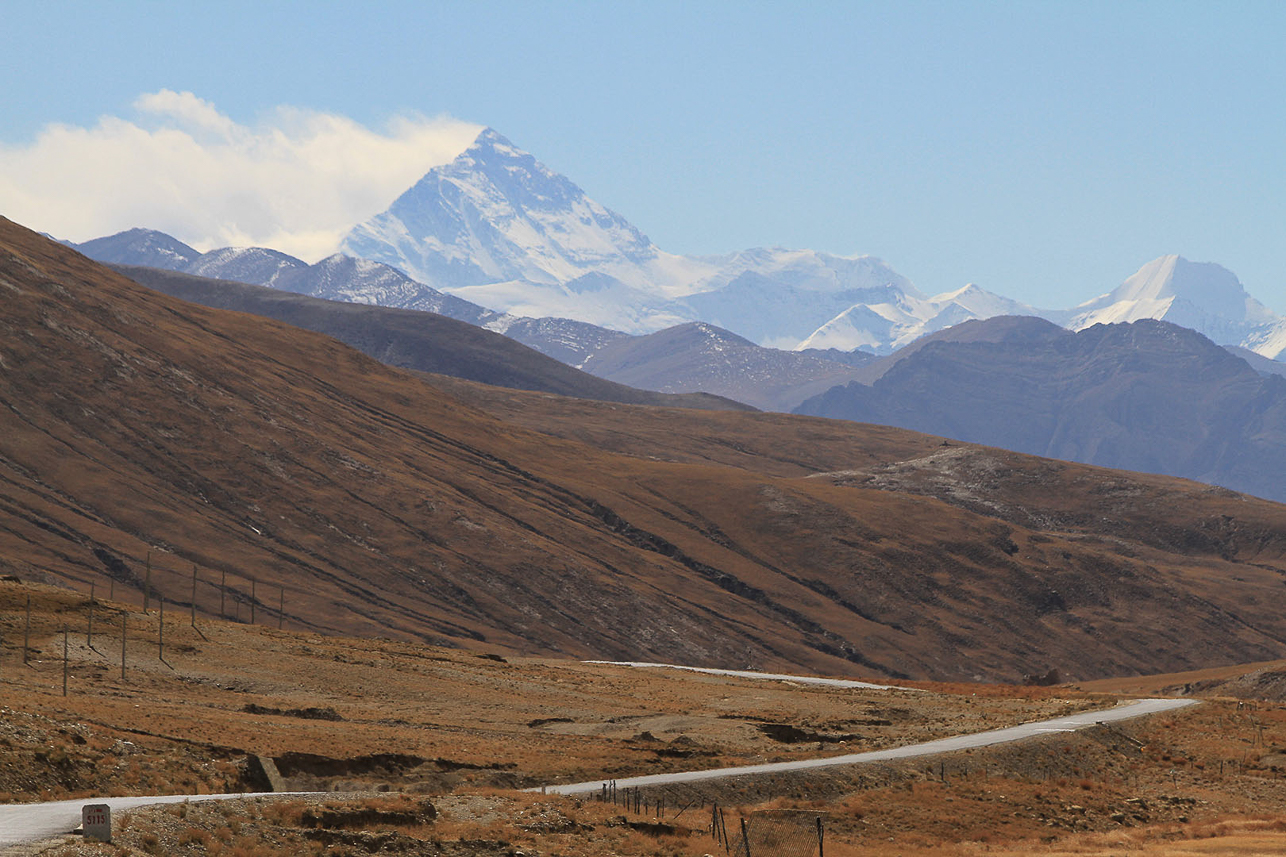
[817,815,824,857]
[143,552,151,612]
[120,611,126,680]
[191,565,197,627]
[278,586,284,630]
[250,578,256,625]
[62,627,69,696]
[220,570,226,618]
[158,597,164,661]
[88,582,95,649]
[23,595,30,665]
[741,817,751,857]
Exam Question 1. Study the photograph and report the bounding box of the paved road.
[0,792,306,849]
[1,663,1196,845]
[586,661,908,691]
[541,696,1197,795]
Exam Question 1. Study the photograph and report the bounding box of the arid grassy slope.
[10,582,1286,857]
[0,579,1092,803]
[5,216,1286,681]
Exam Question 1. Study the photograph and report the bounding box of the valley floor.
[6,581,1286,855]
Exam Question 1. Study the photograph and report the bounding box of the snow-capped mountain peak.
[184,246,307,287]
[795,280,1043,353]
[1070,255,1284,355]
[339,127,676,294]
[76,129,1286,361]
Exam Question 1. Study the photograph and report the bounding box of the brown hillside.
[4,216,1286,682]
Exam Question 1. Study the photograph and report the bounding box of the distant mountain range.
[795,316,1286,502]
[62,127,1286,504]
[72,227,882,413]
[15,216,1286,681]
[335,128,1044,351]
[73,227,506,327]
[72,127,1286,363]
[112,264,749,412]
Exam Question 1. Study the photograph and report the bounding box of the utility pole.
[23,595,31,665]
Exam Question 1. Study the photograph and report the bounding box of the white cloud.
[0,90,482,261]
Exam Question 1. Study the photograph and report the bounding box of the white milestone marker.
[82,804,111,842]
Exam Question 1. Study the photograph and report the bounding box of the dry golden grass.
[10,578,1286,855]
[0,579,1105,804]
[12,218,1286,854]
[43,791,716,857]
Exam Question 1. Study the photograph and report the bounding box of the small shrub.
[180,827,212,846]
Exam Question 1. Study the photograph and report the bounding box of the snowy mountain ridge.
[77,128,1285,359]
[336,127,1028,351]
[340,128,715,297]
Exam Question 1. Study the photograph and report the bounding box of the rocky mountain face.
[796,317,1286,502]
[14,218,1286,682]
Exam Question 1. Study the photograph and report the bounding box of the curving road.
[543,665,1196,795]
[0,792,308,850]
[2,665,1197,847]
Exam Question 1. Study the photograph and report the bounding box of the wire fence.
[714,806,824,857]
[587,782,825,857]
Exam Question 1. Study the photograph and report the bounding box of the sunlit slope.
[4,216,1286,681]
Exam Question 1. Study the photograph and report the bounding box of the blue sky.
[3,0,1284,309]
